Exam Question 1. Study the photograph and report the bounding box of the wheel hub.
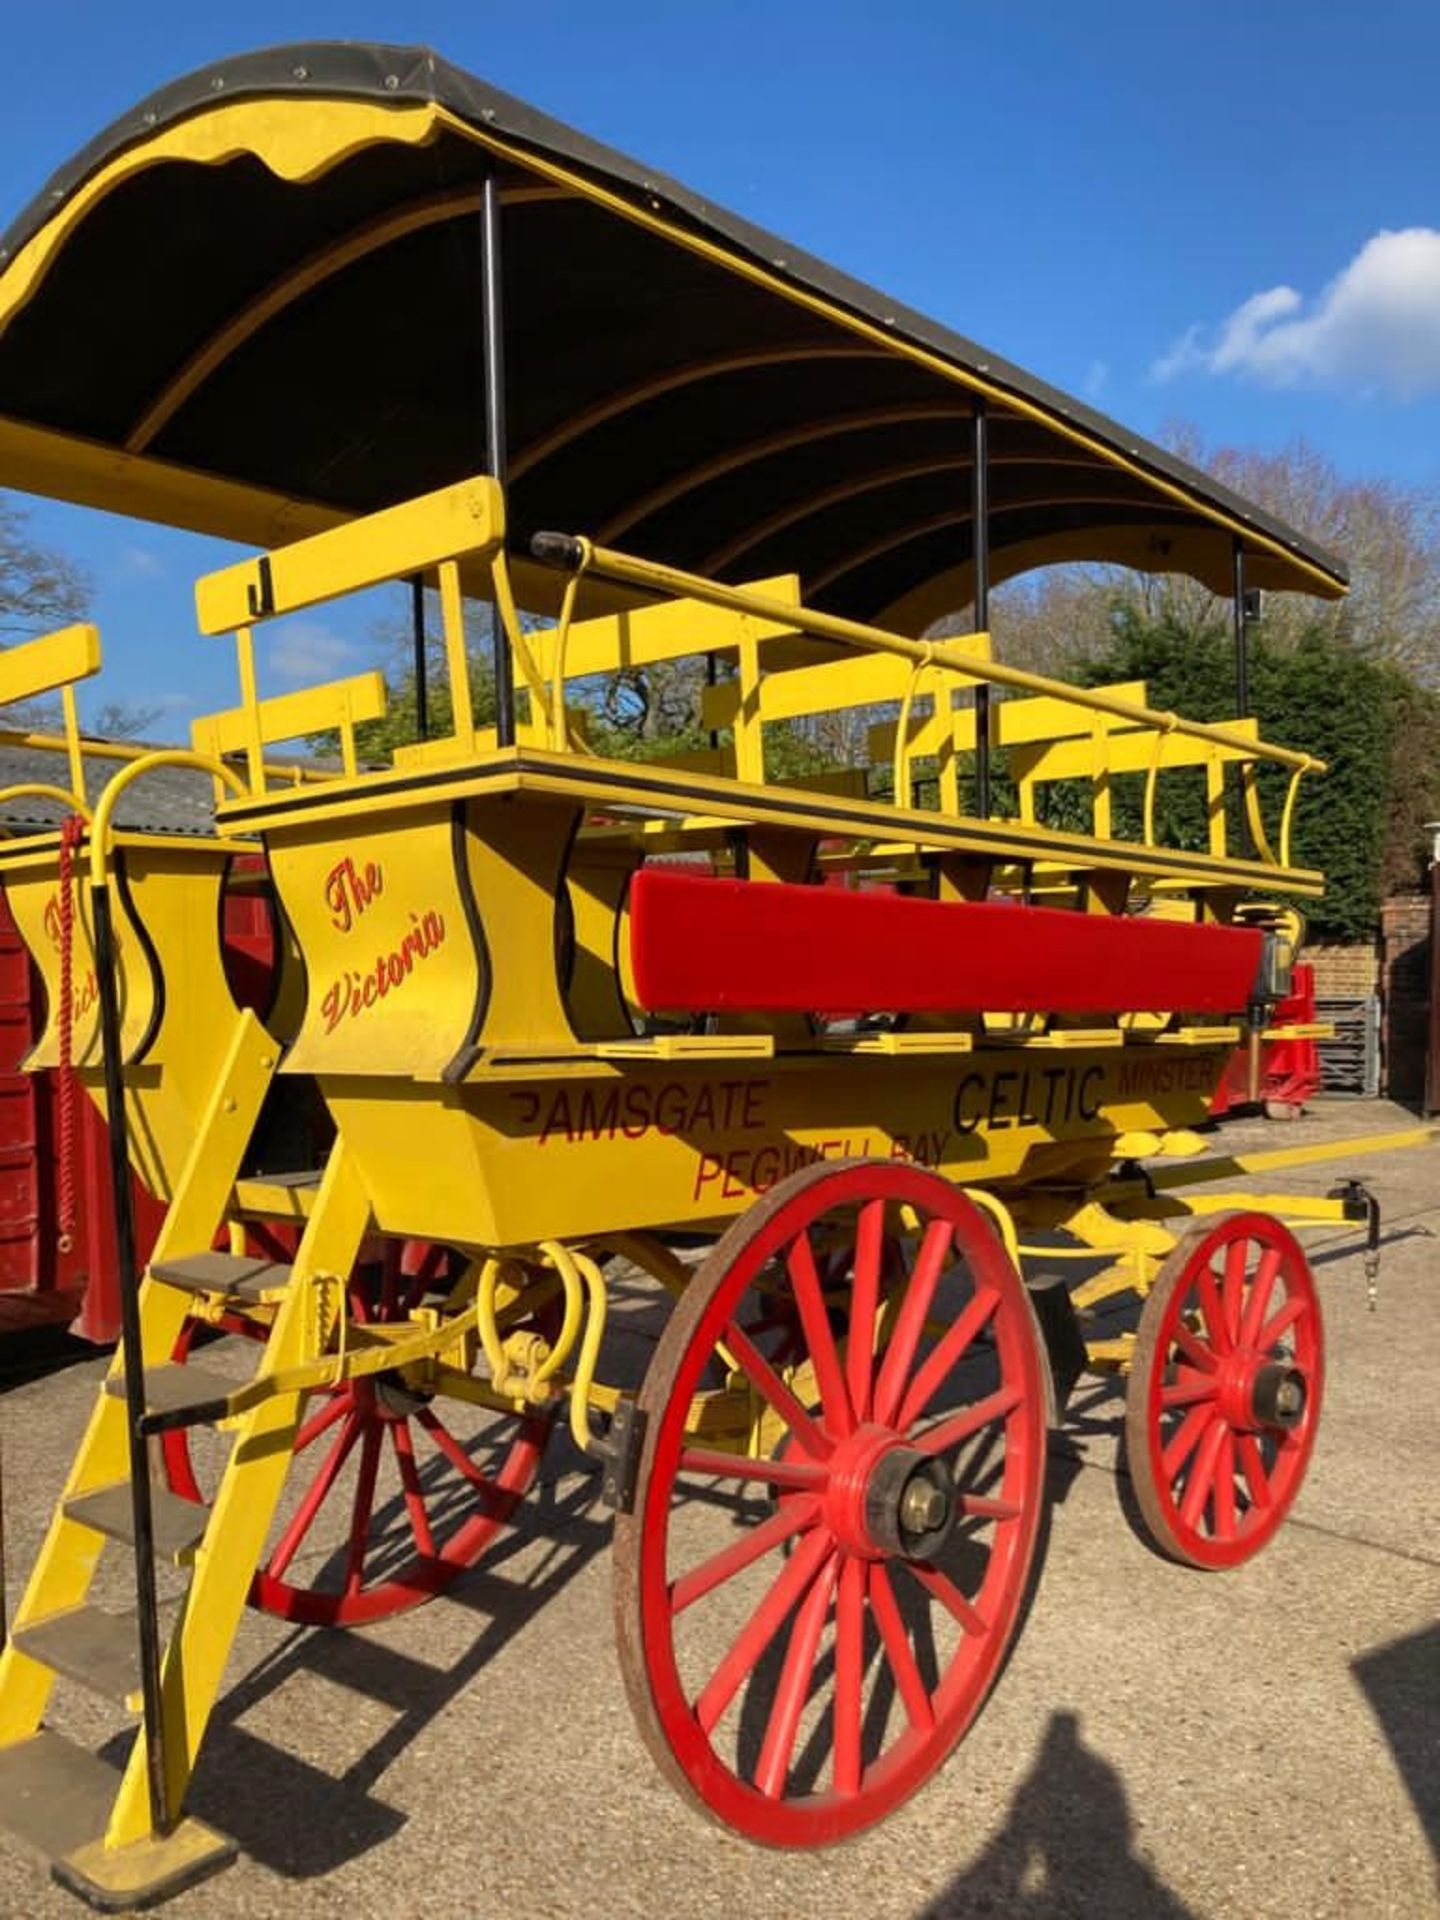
[822,1426,957,1562]
[1216,1351,1308,1434]
[371,1372,434,1421]
[1249,1361,1307,1430]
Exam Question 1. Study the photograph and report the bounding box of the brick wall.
[1306,942,1379,1000]
[1380,892,1432,1105]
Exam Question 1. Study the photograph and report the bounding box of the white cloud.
[266,620,359,685]
[118,545,164,578]
[1083,359,1109,400]
[1152,228,1440,398]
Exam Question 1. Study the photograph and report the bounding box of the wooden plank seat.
[627,868,1265,1016]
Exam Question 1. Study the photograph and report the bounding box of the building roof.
[0,742,216,836]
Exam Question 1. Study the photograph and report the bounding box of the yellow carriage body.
[0,41,1415,1907]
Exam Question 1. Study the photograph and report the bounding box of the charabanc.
[0,43,1425,1909]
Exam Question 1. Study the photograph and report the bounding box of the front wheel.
[1125,1211,1323,1570]
[613,1158,1047,1846]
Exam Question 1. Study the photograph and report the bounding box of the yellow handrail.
[533,534,1326,778]
[0,782,92,832]
[88,749,245,889]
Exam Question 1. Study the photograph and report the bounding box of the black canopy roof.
[0,42,1346,629]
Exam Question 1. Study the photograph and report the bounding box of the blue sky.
[1,0,1436,726]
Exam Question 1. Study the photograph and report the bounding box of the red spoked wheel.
[1125,1211,1323,1571]
[613,1159,1047,1847]
[165,1243,556,1625]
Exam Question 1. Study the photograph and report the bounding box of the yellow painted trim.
[0,100,447,341]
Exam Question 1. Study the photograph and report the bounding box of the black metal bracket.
[1025,1275,1088,1426]
[1328,1177,1381,1248]
[245,553,275,621]
[594,1400,647,1513]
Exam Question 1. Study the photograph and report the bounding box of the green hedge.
[1069,613,1440,941]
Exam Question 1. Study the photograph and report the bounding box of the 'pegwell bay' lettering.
[320,909,446,1031]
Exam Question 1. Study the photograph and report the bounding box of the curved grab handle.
[88,749,246,889]
[0,782,93,839]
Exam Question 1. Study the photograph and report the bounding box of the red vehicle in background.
[1209,961,1324,1121]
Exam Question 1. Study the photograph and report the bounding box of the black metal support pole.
[481,172,516,747]
[410,576,430,742]
[1232,538,1250,718]
[972,399,992,818]
[92,883,171,1837]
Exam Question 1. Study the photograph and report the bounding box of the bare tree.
[980,428,1440,682]
[0,494,89,638]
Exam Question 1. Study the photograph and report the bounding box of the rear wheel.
[166,1242,556,1625]
[614,1158,1047,1845]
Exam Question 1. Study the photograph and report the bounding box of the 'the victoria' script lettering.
[316,854,447,1032]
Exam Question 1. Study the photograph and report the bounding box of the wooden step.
[65,1481,210,1563]
[11,1606,145,1708]
[0,1730,237,1906]
[0,1729,120,1863]
[149,1250,291,1301]
[105,1361,237,1428]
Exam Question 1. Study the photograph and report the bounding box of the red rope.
[55,812,86,1255]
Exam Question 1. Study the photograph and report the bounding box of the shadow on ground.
[918,1710,1202,1920]
[100,1470,612,1880]
[1352,1622,1440,1870]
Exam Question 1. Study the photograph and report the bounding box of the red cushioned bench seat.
[628,869,1264,1017]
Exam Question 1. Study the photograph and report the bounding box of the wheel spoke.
[787,1230,854,1438]
[1222,1237,1250,1344]
[754,1552,838,1798]
[1160,1401,1214,1481]
[867,1561,934,1732]
[832,1554,866,1796]
[959,1492,1021,1522]
[293,1390,351,1455]
[721,1322,834,1460]
[1178,1417,1228,1533]
[671,1495,821,1615]
[1161,1367,1220,1410]
[1239,1245,1282,1350]
[267,1410,361,1580]
[846,1199,886,1421]
[1237,1433,1273,1508]
[1212,1427,1238,1540]
[906,1559,988,1637]
[1259,1294,1308,1352]
[416,1405,514,1505]
[895,1286,1000,1433]
[872,1218,954,1428]
[391,1418,436,1559]
[677,1447,827,1491]
[1172,1319,1220,1372]
[915,1383,1021,1458]
[694,1528,834,1735]
[342,1423,384,1597]
[1194,1266,1232,1354]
